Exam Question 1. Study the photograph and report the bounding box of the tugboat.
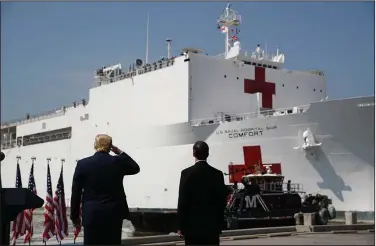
[224,164,336,229]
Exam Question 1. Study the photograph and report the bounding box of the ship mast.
[146,12,150,64]
[217,3,241,56]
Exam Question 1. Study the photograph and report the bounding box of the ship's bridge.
[218,42,286,70]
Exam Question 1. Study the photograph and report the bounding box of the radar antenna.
[217,3,241,55]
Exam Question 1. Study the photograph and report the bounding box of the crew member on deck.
[70,134,140,245]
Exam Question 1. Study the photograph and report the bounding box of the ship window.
[224,75,227,78]
[17,137,22,147]
[80,113,89,121]
[314,89,316,91]
[22,127,72,146]
[263,64,267,68]
[282,84,284,87]
[237,77,239,80]
[320,90,323,92]
[273,66,277,69]
[296,86,299,89]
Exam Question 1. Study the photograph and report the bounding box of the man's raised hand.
[111,145,122,155]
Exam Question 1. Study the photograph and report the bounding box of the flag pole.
[61,158,65,246]
[29,156,36,246]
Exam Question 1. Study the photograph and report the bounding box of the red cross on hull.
[228,146,282,183]
[244,67,276,109]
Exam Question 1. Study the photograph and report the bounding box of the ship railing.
[282,182,304,193]
[1,100,88,129]
[1,110,65,128]
[216,53,226,58]
[215,50,284,64]
[260,182,304,194]
[189,104,310,126]
[93,57,176,87]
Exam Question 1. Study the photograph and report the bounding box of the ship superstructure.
[1,4,374,221]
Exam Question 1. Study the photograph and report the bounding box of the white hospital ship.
[1,4,374,221]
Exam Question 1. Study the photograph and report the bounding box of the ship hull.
[1,96,374,232]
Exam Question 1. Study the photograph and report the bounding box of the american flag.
[11,162,25,245]
[220,26,227,33]
[23,162,37,244]
[54,164,68,242]
[73,203,82,243]
[42,163,55,243]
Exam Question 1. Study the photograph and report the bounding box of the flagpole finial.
[61,158,65,162]
[31,156,36,162]
[46,157,51,163]
[16,155,21,160]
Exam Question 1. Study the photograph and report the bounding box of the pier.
[12,227,375,245]
[8,210,374,245]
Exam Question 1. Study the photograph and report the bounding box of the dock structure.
[10,211,375,245]
[11,228,375,245]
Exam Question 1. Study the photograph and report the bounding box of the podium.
[0,188,44,245]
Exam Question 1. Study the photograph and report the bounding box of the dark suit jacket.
[70,151,140,226]
[177,161,227,236]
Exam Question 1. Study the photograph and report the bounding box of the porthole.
[282,84,284,87]
[296,86,299,89]
[237,77,239,80]
[314,89,316,91]
[224,75,227,78]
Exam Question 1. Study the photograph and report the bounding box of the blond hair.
[94,134,112,152]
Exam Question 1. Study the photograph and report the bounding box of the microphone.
[0,152,5,161]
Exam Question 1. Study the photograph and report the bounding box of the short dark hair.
[193,141,209,160]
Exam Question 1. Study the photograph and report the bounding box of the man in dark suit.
[177,141,227,245]
[70,134,140,245]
